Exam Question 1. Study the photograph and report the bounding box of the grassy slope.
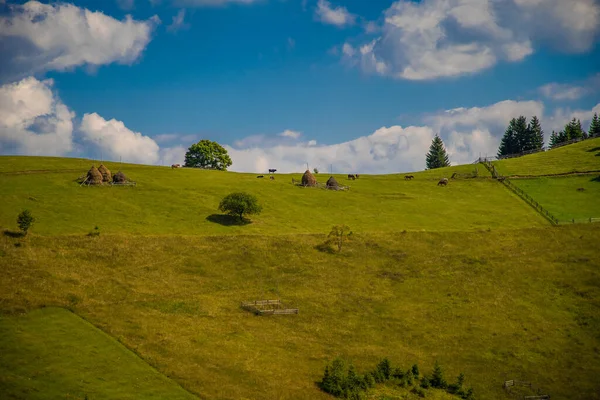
[511,176,600,221]
[492,137,600,176]
[0,307,197,400]
[1,227,599,400]
[0,157,548,236]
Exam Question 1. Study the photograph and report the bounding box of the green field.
[511,176,600,222]
[492,137,600,177]
[1,144,600,400]
[0,157,546,236]
[0,307,197,400]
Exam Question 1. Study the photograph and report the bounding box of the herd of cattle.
[171,165,449,186]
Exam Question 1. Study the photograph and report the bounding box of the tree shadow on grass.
[3,230,25,238]
[315,242,336,254]
[591,175,600,183]
[585,146,600,156]
[206,214,251,226]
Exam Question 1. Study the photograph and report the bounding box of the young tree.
[588,113,600,138]
[327,225,352,253]
[218,192,262,221]
[430,360,447,389]
[425,134,451,169]
[527,115,544,151]
[549,131,561,149]
[564,118,585,141]
[184,139,233,170]
[17,209,35,235]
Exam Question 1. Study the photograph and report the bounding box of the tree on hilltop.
[425,134,451,169]
[588,113,600,138]
[184,139,232,171]
[527,115,544,151]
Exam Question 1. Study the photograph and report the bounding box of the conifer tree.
[498,118,518,157]
[589,113,600,137]
[549,131,560,149]
[513,115,530,152]
[564,118,584,141]
[527,115,544,150]
[425,134,451,169]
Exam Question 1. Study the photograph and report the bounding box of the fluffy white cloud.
[545,103,600,134]
[0,1,160,81]
[343,0,600,80]
[279,129,302,139]
[80,113,160,164]
[315,0,356,27]
[539,73,600,101]
[167,9,190,33]
[0,77,74,156]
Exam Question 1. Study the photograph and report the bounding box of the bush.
[420,376,430,389]
[87,226,100,237]
[218,192,262,222]
[326,225,353,253]
[17,209,35,235]
[430,361,447,389]
[411,386,426,398]
[412,364,420,379]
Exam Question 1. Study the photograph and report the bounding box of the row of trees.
[319,357,474,399]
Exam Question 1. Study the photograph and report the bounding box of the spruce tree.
[549,131,560,148]
[425,134,451,169]
[527,115,544,150]
[498,118,518,157]
[589,113,600,137]
[514,115,529,152]
[564,118,584,141]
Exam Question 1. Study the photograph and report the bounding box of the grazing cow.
[438,178,448,186]
[270,176,275,180]
[355,174,359,179]
[257,175,264,178]
[404,175,414,180]
[577,187,585,191]
[268,169,277,174]
[171,164,181,169]
[348,174,356,180]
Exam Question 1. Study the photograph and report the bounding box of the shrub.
[218,192,262,222]
[17,209,35,235]
[326,225,353,253]
[411,386,426,398]
[412,364,420,379]
[420,376,430,389]
[87,226,100,237]
[430,361,447,389]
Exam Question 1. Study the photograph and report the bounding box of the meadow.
[1,227,599,399]
[492,137,600,177]
[0,143,599,400]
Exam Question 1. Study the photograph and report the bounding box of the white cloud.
[545,103,600,133]
[315,0,356,27]
[0,1,160,81]
[167,9,190,33]
[79,113,160,164]
[539,73,600,101]
[159,145,187,166]
[279,129,302,139]
[343,0,600,80]
[0,77,74,156]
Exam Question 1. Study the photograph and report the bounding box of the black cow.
[268,169,277,174]
[348,174,356,180]
[257,175,264,178]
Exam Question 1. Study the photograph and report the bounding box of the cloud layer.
[343,0,600,80]
[0,1,160,82]
[315,0,356,27]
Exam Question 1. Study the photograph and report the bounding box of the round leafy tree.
[218,192,262,222]
[17,209,35,235]
[184,139,232,171]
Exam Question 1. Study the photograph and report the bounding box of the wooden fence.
[503,380,550,399]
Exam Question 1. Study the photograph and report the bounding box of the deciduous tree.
[184,139,232,170]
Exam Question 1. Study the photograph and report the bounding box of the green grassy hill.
[0,156,546,236]
[0,144,599,400]
[492,137,600,177]
[0,307,197,399]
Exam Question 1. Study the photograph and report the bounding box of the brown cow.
[171,164,181,169]
[404,175,414,180]
[348,174,356,180]
[438,178,448,186]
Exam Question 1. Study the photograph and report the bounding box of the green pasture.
[0,157,544,236]
[493,137,600,177]
[0,307,197,400]
[510,175,600,222]
[1,226,599,399]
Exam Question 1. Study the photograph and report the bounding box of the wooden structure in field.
[241,300,298,315]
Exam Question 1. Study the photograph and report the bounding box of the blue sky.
[1,0,599,173]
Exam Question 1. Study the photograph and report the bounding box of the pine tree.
[527,115,544,150]
[513,115,530,152]
[564,118,584,141]
[498,118,518,157]
[589,113,600,137]
[549,131,560,149]
[425,134,451,169]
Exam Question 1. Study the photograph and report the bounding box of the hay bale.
[97,164,112,183]
[86,166,103,185]
[113,171,128,183]
[326,176,339,189]
[301,170,317,187]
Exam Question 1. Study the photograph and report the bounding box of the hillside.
[492,137,600,177]
[1,226,599,399]
[0,156,546,236]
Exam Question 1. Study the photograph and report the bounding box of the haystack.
[98,164,112,183]
[113,171,128,183]
[326,176,339,189]
[301,170,317,187]
[86,166,103,185]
